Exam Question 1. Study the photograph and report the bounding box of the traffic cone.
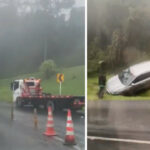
[43,106,56,136]
[64,109,76,145]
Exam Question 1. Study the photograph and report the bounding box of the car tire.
[16,97,24,108]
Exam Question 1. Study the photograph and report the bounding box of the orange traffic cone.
[64,109,76,145]
[44,106,56,136]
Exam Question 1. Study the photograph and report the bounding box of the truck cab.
[11,78,41,103]
[11,79,24,102]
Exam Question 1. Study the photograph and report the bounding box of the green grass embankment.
[88,75,150,100]
[0,65,85,102]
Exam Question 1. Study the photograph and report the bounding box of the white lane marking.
[73,145,81,150]
[54,136,81,150]
[88,136,150,145]
[54,136,64,142]
[80,116,84,119]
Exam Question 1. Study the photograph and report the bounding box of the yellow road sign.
[57,73,64,83]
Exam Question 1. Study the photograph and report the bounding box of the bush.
[39,60,56,79]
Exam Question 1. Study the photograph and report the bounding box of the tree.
[107,29,127,70]
[39,59,56,79]
[88,37,106,73]
[88,0,150,73]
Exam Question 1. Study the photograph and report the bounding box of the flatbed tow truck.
[11,77,84,111]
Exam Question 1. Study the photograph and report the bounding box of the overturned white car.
[106,61,150,95]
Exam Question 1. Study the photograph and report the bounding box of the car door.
[12,81,20,102]
[130,72,150,93]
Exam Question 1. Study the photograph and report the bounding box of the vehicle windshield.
[118,69,135,86]
[26,82,35,86]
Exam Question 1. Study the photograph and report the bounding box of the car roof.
[130,61,150,77]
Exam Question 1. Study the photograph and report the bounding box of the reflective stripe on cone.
[43,106,56,136]
[64,109,76,145]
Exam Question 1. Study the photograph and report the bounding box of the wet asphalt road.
[88,139,150,150]
[88,100,150,150]
[0,101,85,150]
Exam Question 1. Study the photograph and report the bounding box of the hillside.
[0,66,85,102]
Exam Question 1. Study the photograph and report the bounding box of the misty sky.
[75,0,84,7]
[0,0,85,77]
[16,0,84,21]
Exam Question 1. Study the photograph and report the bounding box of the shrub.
[39,59,56,79]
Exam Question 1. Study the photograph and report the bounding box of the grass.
[0,65,85,102]
[41,66,85,95]
[88,75,150,100]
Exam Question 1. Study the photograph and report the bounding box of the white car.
[106,61,150,95]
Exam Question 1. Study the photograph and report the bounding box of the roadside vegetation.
[0,65,84,102]
[39,60,57,79]
[88,0,150,75]
[88,0,150,100]
[0,1,85,102]
[88,74,150,100]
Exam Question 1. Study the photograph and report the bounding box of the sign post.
[59,82,61,95]
[57,73,64,95]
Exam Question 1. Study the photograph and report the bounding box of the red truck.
[11,77,84,112]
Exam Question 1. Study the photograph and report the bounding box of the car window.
[26,82,35,87]
[118,69,135,85]
[13,81,19,90]
[132,72,150,84]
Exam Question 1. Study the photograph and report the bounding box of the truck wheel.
[16,97,24,108]
[47,101,55,112]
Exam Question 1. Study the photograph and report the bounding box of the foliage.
[88,0,150,74]
[39,60,56,79]
[88,38,106,73]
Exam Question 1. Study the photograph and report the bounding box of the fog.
[0,0,85,77]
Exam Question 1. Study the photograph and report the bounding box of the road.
[0,101,85,150]
[88,100,150,150]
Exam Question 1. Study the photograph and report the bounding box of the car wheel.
[16,97,24,108]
